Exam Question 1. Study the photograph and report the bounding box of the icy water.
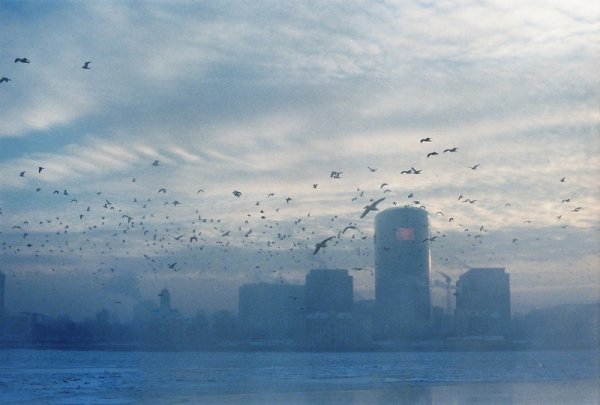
[0,349,598,404]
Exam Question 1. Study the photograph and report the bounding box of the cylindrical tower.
[374,207,431,340]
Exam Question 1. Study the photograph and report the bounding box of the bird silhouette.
[233,190,242,197]
[330,171,342,179]
[313,236,335,255]
[152,160,160,166]
[0,77,11,83]
[420,137,431,143]
[360,197,385,218]
[19,171,26,177]
[82,61,92,69]
[427,152,438,158]
[368,166,377,172]
[15,58,30,63]
[469,164,480,170]
[443,147,458,153]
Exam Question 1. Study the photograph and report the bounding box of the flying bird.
[368,166,377,172]
[0,77,11,83]
[360,197,385,219]
[443,147,458,153]
[313,236,335,255]
[168,262,177,270]
[420,137,431,143]
[233,190,242,197]
[152,160,160,166]
[469,164,480,170]
[158,188,167,193]
[380,183,388,189]
[82,61,92,69]
[426,152,438,158]
[330,171,342,179]
[19,171,25,177]
[560,177,566,182]
[342,225,359,234]
[15,58,30,63]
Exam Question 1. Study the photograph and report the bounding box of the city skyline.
[1,1,598,320]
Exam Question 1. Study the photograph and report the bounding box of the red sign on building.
[396,227,415,240]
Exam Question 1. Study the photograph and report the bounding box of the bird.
[233,190,242,197]
[36,166,44,174]
[158,188,167,193]
[82,61,92,69]
[561,198,570,203]
[152,160,160,166]
[368,166,377,172]
[313,236,335,255]
[0,77,11,83]
[360,197,385,218]
[560,177,566,182]
[312,184,318,189]
[410,167,422,174]
[19,171,26,177]
[420,137,431,143]
[426,152,438,158]
[443,147,458,153]
[285,197,293,203]
[330,171,342,179]
[469,164,480,170]
[168,262,177,269]
[380,183,388,189]
[15,58,30,63]
[342,225,359,234]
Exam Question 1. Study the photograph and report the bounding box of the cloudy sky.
[1,0,598,320]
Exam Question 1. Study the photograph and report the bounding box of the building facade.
[374,207,432,340]
[454,267,511,338]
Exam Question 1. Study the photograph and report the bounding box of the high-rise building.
[374,207,431,340]
[454,267,511,338]
[0,271,5,325]
[305,269,353,314]
[238,282,305,340]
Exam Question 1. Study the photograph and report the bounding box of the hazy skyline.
[1,1,598,320]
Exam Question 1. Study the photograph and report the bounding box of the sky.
[0,0,598,320]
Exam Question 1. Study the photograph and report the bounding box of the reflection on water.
[0,350,598,404]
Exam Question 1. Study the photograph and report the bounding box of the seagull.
[19,171,26,177]
[368,166,377,172]
[410,167,422,174]
[342,225,359,234]
[313,184,318,189]
[420,137,432,143]
[158,188,167,193]
[313,236,335,255]
[469,164,480,170]
[426,152,438,158]
[233,190,242,197]
[330,171,342,179]
[380,183,388,189]
[443,147,458,153]
[285,197,293,203]
[561,198,570,203]
[152,160,160,166]
[168,262,177,269]
[360,197,385,218]
[0,77,11,83]
[82,61,92,69]
[15,58,30,63]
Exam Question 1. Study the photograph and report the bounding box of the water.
[0,349,598,404]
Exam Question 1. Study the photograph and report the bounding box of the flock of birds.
[1,56,587,302]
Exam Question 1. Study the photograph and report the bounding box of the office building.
[374,207,431,339]
[454,267,511,338]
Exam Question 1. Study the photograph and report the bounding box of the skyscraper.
[0,271,5,321]
[454,267,511,338]
[374,207,431,340]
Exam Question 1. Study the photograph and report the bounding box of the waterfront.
[1,349,598,404]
